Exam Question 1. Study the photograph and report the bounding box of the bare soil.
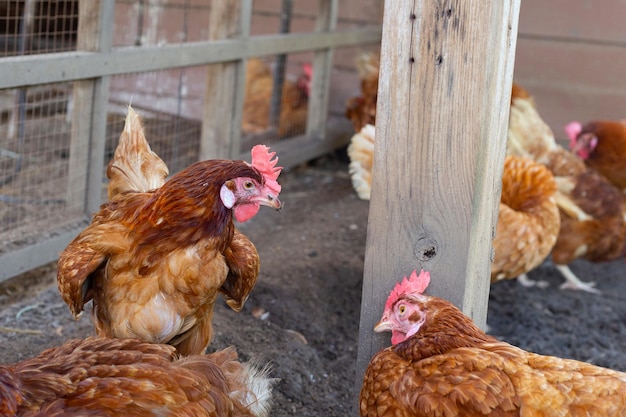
[1,152,625,416]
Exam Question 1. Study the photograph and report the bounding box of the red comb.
[250,145,282,194]
[303,63,312,77]
[564,121,582,149]
[384,269,431,311]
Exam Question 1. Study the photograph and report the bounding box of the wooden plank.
[67,0,113,215]
[0,28,383,90]
[518,0,626,45]
[305,0,338,140]
[355,0,520,391]
[514,37,626,140]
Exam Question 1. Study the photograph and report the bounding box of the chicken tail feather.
[106,105,169,199]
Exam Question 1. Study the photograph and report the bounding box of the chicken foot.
[555,264,601,294]
[516,273,549,289]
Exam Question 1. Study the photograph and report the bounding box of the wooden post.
[355,0,520,398]
[268,0,293,129]
[67,0,113,215]
[200,0,251,160]
[305,0,338,140]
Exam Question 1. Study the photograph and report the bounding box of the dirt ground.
[1,152,625,416]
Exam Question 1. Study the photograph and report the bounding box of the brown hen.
[0,336,274,417]
[345,52,379,132]
[508,84,626,293]
[360,270,626,417]
[566,119,626,194]
[57,107,282,356]
[242,58,311,138]
[490,155,560,284]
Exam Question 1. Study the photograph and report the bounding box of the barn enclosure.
[1,1,625,416]
[0,0,383,281]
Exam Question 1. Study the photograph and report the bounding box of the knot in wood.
[413,237,438,261]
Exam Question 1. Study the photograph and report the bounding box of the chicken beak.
[373,319,393,333]
[262,194,282,211]
[570,140,584,154]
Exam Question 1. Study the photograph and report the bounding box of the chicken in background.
[490,155,560,285]
[347,123,375,201]
[509,84,626,293]
[345,52,379,132]
[242,58,311,138]
[0,336,274,417]
[360,269,626,417]
[346,124,561,286]
[565,119,626,194]
[57,107,283,356]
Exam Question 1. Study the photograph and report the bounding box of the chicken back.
[0,336,274,417]
[490,155,560,282]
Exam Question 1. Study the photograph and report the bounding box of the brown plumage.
[0,336,274,417]
[57,107,282,356]
[567,119,626,193]
[507,83,626,292]
[490,155,560,282]
[241,58,311,138]
[360,270,626,417]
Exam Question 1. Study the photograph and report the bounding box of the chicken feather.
[0,337,274,417]
[490,155,559,282]
[106,106,169,198]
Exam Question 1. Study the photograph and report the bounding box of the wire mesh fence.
[0,0,382,280]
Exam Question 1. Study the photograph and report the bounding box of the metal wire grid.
[0,83,73,244]
[113,0,211,47]
[0,0,78,57]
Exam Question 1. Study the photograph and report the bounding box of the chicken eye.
[398,304,406,314]
[244,181,254,189]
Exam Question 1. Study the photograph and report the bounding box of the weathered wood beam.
[355,0,520,396]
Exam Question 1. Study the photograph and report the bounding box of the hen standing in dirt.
[360,269,626,417]
[57,107,282,356]
[508,84,626,292]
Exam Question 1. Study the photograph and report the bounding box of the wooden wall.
[514,0,626,142]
